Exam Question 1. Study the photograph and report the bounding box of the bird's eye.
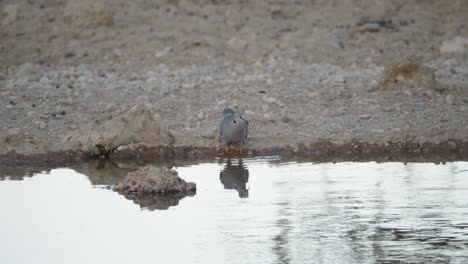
[233,120,237,124]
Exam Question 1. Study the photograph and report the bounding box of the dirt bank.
[1,0,467,164]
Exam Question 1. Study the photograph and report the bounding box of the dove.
[219,108,249,150]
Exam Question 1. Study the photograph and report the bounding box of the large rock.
[114,166,196,210]
[64,0,114,27]
[63,105,174,154]
[374,57,446,92]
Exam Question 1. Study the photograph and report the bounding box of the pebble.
[201,131,215,139]
[282,117,291,123]
[308,91,319,98]
[197,112,205,121]
[34,120,47,130]
[414,105,425,113]
[402,89,412,96]
[244,110,255,118]
[360,114,372,120]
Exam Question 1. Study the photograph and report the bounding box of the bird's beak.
[240,116,249,125]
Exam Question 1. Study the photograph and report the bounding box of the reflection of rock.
[0,165,51,181]
[72,160,135,186]
[219,158,249,198]
[64,0,114,27]
[63,105,174,155]
[114,166,196,210]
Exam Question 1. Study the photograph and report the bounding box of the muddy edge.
[1,139,467,166]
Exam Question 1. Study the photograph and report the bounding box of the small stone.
[39,74,51,83]
[414,105,425,113]
[244,110,255,118]
[196,112,205,121]
[371,128,385,133]
[266,97,277,103]
[333,74,345,83]
[308,91,319,98]
[403,89,412,96]
[5,105,13,109]
[227,37,248,52]
[35,120,47,130]
[201,131,215,139]
[440,116,449,122]
[445,94,455,105]
[360,114,372,120]
[264,113,272,120]
[282,117,291,123]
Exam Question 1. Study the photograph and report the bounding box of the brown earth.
[1,0,467,164]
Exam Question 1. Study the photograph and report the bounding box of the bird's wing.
[219,114,233,136]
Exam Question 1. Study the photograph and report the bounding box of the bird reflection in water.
[219,158,250,198]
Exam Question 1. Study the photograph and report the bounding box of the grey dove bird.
[219,108,249,150]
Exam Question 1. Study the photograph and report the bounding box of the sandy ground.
[1,0,467,163]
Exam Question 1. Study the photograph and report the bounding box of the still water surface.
[0,158,467,264]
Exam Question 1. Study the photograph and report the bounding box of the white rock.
[445,94,455,105]
[244,110,255,118]
[197,112,205,121]
[333,74,345,83]
[227,37,248,52]
[38,121,47,130]
[371,128,385,133]
[440,36,468,54]
[62,104,174,153]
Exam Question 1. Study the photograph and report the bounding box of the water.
[1,158,468,264]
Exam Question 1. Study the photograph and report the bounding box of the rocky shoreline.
[1,139,467,166]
